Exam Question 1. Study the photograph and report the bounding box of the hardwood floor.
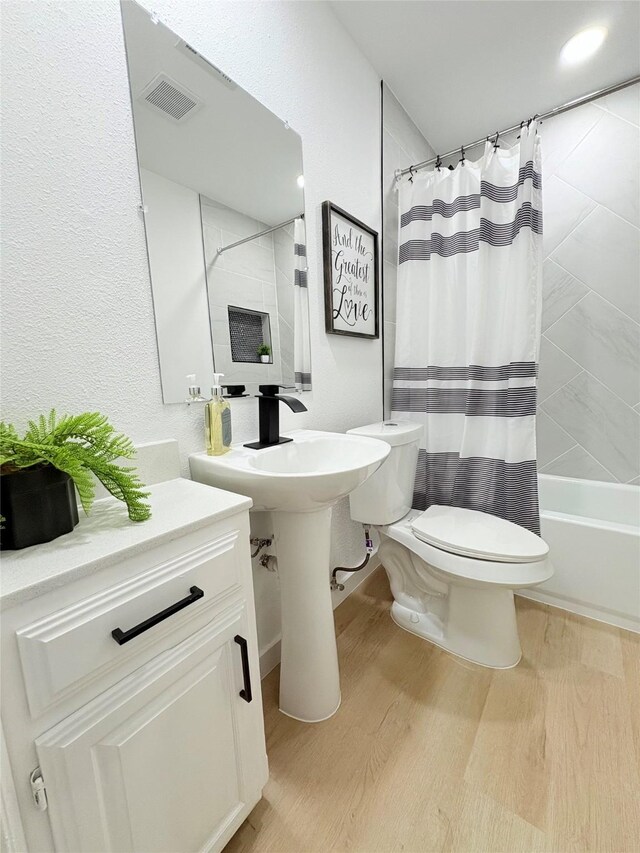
[226,569,640,853]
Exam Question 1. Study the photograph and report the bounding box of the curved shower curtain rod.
[395,74,640,181]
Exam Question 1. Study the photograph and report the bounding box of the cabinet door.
[35,605,268,853]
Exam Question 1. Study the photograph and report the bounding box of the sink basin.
[189,429,389,723]
[190,430,390,512]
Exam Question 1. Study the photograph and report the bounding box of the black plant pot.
[0,465,79,550]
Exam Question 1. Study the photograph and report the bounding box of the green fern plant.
[0,411,151,522]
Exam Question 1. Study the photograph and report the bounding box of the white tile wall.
[201,195,293,386]
[538,83,640,484]
[381,84,434,416]
[273,223,296,384]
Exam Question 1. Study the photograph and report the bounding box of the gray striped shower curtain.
[391,123,543,533]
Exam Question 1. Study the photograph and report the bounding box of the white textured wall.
[1,1,382,644]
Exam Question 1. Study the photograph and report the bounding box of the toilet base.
[390,582,522,669]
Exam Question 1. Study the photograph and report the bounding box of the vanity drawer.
[16,527,245,718]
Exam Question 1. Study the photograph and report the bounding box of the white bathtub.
[517,475,640,632]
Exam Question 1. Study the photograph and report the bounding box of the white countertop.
[0,478,252,610]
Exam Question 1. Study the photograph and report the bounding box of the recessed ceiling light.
[297,174,305,188]
[560,26,607,66]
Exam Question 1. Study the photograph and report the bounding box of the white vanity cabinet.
[1,479,268,853]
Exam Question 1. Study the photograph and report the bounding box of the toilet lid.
[411,506,549,563]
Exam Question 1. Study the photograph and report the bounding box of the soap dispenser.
[205,373,232,456]
[185,374,207,404]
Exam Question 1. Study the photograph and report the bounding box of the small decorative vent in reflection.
[228,306,272,363]
[139,73,202,122]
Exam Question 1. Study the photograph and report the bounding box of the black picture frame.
[322,201,379,339]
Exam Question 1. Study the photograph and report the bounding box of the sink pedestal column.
[272,507,341,722]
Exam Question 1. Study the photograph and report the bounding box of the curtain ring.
[435,154,442,171]
[459,145,465,165]
[408,165,415,183]
[493,131,500,150]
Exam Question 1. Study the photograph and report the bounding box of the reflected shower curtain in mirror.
[391,123,543,533]
[294,218,312,391]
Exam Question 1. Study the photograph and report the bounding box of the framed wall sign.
[322,201,379,338]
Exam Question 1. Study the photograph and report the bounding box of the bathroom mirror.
[121,1,311,403]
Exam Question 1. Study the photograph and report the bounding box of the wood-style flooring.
[226,568,640,853]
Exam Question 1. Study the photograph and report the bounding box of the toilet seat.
[411,505,549,563]
[384,510,553,588]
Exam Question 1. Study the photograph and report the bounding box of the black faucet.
[244,385,307,449]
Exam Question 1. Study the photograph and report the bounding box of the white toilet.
[347,421,553,668]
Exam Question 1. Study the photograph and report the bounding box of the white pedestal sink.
[189,430,389,722]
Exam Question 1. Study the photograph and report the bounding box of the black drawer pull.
[111,586,204,645]
[234,635,253,703]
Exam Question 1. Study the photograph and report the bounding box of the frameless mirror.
[121,1,311,403]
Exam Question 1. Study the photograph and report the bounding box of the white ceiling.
[121,1,304,225]
[331,1,640,154]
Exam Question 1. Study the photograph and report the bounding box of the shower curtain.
[391,122,543,533]
[293,217,312,391]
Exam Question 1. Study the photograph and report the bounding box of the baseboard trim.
[258,636,282,680]
[259,556,381,679]
[517,589,640,634]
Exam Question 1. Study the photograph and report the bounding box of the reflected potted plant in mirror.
[257,343,271,364]
[0,410,151,550]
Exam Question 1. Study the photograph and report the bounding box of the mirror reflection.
[121,1,311,403]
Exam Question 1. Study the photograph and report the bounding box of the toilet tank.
[347,421,422,525]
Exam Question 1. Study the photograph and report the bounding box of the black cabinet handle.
[234,635,253,703]
[111,586,204,645]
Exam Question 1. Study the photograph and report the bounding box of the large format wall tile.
[383,320,396,418]
[556,111,640,227]
[382,129,405,238]
[536,85,640,487]
[541,259,588,331]
[538,335,582,403]
[540,445,616,482]
[542,176,597,254]
[201,197,263,240]
[218,231,276,283]
[385,235,399,268]
[542,372,640,482]
[540,103,603,178]
[275,267,294,326]
[383,259,397,324]
[536,410,576,468]
[595,86,640,128]
[383,88,434,167]
[382,85,434,418]
[551,206,640,323]
[545,291,640,406]
[207,266,269,310]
